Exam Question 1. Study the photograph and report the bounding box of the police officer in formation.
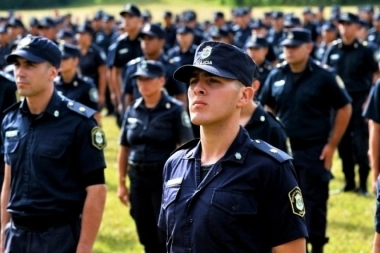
[117,60,193,253]
[260,28,352,253]
[1,35,107,253]
[159,41,308,253]
[55,41,101,123]
[323,12,379,196]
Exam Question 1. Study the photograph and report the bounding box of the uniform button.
[232,206,236,211]
[255,140,260,143]
[187,248,192,253]
[189,218,193,223]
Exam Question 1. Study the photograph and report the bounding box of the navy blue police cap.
[0,25,7,34]
[102,14,115,22]
[338,12,360,24]
[131,60,165,79]
[59,41,80,58]
[76,24,95,36]
[7,17,24,28]
[321,22,336,31]
[38,16,56,28]
[245,36,268,48]
[163,11,172,18]
[374,13,380,21]
[139,23,165,39]
[182,10,197,22]
[6,35,61,68]
[29,17,39,27]
[271,11,284,19]
[209,26,229,38]
[173,41,257,87]
[280,28,311,47]
[176,25,194,34]
[284,16,301,28]
[93,10,105,20]
[249,19,267,29]
[213,11,224,20]
[120,3,141,17]
[57,29,74,40]
[302,7,312,14]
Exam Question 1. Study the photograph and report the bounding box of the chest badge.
[91,126,107,150]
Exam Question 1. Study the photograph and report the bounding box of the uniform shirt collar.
[247,104,267,124]
[134,91,171,110]
[283,57,314,73]
[20,90,63,117]
[185,126,251,165]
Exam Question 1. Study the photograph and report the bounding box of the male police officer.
[159,41,308,253]
[322,12,379,195]
[0,36,107,253]
[260,28,352,253]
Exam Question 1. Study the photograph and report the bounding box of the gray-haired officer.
[159,41,308,252]
[260,28,352,253]
[118,60,193,253]
[1,36,107,253]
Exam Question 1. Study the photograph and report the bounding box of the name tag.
[119,48,129,54]
[166,177,183,187]
[274,80,285,86]
[5,130,18,138]
[330,54,339,60]
[127,117,138,124]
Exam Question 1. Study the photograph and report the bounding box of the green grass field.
[0,1,374,252]
[99,114,375,253]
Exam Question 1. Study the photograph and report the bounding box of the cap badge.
[287,31,294,40]
[143,24,151,33]
[200,46,212,59]
[18,37,32,49]
[59,40,65,51]
[251,36,257,43]
[140,60,148,71]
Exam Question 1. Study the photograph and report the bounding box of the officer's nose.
[190,81,206,96]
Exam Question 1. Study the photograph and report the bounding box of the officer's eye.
[189,78,198,85]
[207,78,219,84]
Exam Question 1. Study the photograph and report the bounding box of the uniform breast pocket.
[206,189,259,243]
[271,83,285,98]
[35,139,69,160]
[162,186,180,231]
[3,138,20,165]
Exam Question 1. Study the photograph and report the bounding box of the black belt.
[11,213,79,231]
[129,161,165,174]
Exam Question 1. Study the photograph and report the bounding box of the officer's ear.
[237,82,254,108]
[251,80,260,95]
[305,42,314,54]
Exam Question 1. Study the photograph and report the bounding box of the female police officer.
[117,60,193,253]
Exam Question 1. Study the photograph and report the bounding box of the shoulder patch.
[170,138,199,156]
[288,187,305,217]
[66,100,97,118]
[91,126,107,150]
[0,71,15,82]
[252,139,292,162]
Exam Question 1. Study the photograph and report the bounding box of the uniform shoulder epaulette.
[252,139,292,163]
[169,56,181,64]
[0,71,14,83]
[65,99,96,118]
[276,61,287,68]
[77,74,94,84]
[170,138,200,156]
[117,33,128,41]
[332,39,342,46]
[3,101,21,114]
[127,57,142,67]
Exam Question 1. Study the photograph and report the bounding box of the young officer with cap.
[322,12,379,196]
[55,41,101,124]
[260,28,352,253]
[118,60,193,253]
[158,41,308,253]
[0,36,107,253]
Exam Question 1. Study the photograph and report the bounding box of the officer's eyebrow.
[190,70,217,79]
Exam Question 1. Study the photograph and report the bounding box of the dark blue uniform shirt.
[107,34,143,73]
[257,60,274,96]
[123,55,186,100]
[259,59,351,143]
[244,105,288,152]
[167,44,197,67]
[233,25,251,49]
[2,91,106,218]
[78,44,106,89]
[363,78,380,122]
[54,73,99,111]
[322,39,378,94]
[95,30,118,54]
[158,127,308,252]
[120,93,193,164]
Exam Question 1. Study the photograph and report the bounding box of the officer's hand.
[320,144,334,171]
[117,185,129,206]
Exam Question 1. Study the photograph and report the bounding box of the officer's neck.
[61,70,76,84]
[26,86,54,115]
[199,114,241,165]
[145,51,162,61]
[341,36,356,45]
[288,58,308,73]
[240,100,256,127]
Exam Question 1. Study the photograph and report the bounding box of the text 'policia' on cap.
[173,41,257,87]
[6,35,61,68]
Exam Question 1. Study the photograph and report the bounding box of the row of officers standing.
[1,4,380,253]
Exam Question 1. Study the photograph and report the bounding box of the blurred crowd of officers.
[1,2,380,253]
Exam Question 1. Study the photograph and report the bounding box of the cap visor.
[131,71,161,79]
[173,64,237,84]
[6,50,46,64]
